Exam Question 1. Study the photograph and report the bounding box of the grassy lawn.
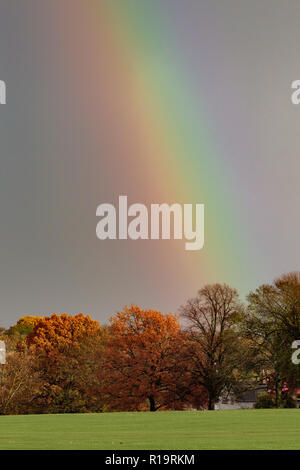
[0,409,300,450]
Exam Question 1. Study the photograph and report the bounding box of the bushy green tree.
[245,272,300,406]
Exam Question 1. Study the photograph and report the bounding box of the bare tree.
[0,349,41,415]
[180,283,246,410]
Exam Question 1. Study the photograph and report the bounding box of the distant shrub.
[254,393,276,409]
[280,396,296,408]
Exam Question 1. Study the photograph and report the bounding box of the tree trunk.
[208,395,215,410]
[275,380,279,408]
[149,395,156,412]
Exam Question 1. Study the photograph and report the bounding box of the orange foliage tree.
[101,305,191,411]
[27,314,104,413]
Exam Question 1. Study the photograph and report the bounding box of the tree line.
[1,272,300,415]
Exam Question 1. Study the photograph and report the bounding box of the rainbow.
[43,0,255,300]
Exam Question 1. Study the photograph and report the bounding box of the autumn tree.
[180,283,248,410]
[4,315,42,349]
[101,305,191,412]
[245,272,300,406]
[27,314,104,413]
[0,349,41,415]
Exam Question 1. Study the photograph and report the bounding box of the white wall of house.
[216,401,255,410]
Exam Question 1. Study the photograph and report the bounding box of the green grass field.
[0,409,300,450]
